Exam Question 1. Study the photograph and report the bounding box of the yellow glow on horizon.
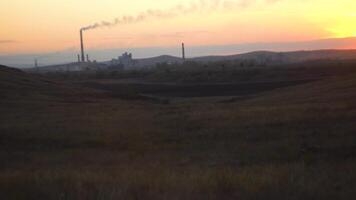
[326,16,356,37]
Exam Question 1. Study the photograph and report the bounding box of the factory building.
[110,52,136,69]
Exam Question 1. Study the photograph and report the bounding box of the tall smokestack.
[80,29,85,62]
[77,54,80,63]
[86,54,90,62]
[34,59,38,68]
[182,43,185,61]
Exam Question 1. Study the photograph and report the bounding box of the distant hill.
[190,49,356,63]
[131,49,356,66]
[27,49,356,72]
[136,55,183,67]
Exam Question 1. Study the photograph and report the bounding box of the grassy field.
[1,63,356,199]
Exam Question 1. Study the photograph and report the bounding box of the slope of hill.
[1,63,356,199]
[26,62,108,73]
[0,65,102,101]
[247,72,356,105]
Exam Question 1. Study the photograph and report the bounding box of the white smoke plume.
[81,0,281,31]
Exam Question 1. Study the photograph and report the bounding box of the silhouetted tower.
[86,54,90,62]
[80,29,85,62]
[182,43,186,61]
[77,54,80,63]
[34,59,38,68]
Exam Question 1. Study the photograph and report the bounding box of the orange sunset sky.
[1,0,356,55]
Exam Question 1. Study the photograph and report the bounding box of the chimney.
[34,59,38,68]
[86,54,90,62]
[80,29,85,62]
[182,43,186,61]
[77,54,80,63]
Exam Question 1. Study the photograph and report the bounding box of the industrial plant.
[110,52,137,69]
[28,28,188,73]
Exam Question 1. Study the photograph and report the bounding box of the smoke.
[0,40,17,44]
[81,0,281,31]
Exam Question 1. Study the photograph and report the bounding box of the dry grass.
[1,66,356,199]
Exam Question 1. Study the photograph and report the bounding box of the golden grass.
[1,72,356,199]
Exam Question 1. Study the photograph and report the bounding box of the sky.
[1,0,356,66]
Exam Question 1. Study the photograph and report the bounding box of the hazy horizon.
[1,36,356,68]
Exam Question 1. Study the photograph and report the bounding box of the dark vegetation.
[1,59,356,199]
[43,59,356,82]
